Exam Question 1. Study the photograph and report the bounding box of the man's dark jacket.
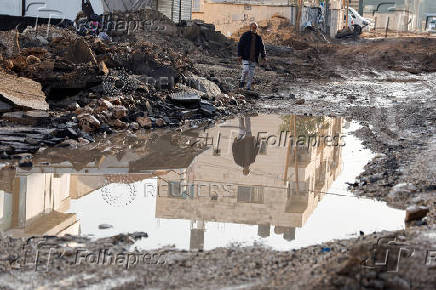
[238,31,266,63]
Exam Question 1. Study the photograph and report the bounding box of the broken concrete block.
[111,119,128,129]
[136,117,152,128]
[2,110,50,126]
[405,206,429,223]
[99,60,109,75]
[26,55,41,65]
[169,92,201,104]
[156,118,166,127]
[0,72,49,112]
[112,105,128,119]
[78,113,101,132]
[66,38,97,65]
[187,75,221,99]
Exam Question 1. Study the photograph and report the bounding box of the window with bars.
[192,0,202,12]
[237,186,264,203]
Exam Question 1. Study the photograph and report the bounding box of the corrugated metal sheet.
[101,0,191,23]
[181,0,192,21]
[101,0,154,12]
[158,0,174,21]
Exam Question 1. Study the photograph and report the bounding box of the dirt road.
[0,19,435,288]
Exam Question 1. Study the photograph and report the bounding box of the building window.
[237,186,264,203]
[192,0,201,12]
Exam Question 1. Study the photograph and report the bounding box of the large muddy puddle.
[0,114,405,251]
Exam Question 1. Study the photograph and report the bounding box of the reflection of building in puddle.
[0,130,198,238]
[156,115,344,250]
[0,171,155,238]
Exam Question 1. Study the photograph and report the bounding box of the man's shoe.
[239,81,245,88]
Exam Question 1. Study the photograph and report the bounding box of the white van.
[347,7,371,34]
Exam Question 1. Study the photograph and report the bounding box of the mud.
[0,12,435,289]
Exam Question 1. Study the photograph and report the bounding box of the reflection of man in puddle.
[232,117,260,175]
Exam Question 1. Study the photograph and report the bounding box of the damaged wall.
[193,2,292,37]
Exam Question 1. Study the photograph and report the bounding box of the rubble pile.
[232,15,328,50]
[0,10,244,163]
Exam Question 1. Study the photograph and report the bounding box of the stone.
[112,105,128,119]
[98,60,109,75]
[129,122,140,130]
[78,137,90,145]
[405,206,429,222]
[1,110,50,126]
[98,99,113,110]
[200,100,216,116]
[112,119,128,129]
[169,92,201,104]
[146,100,153,115]
[66,38,97,65]
[0,71,49,112]
[78,114,101,132]
[187,75,221,99]
[388,183,417,200]
[156,118,166,127]
[58,139,79,149]
[98,224,113,230]
[26,55,41,65]
[136,117,152,129]
[130,232,148,239]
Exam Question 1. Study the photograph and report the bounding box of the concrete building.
[192,0,347,38]
[362,0,436,32]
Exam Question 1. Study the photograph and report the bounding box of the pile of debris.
[232,14,328,50]
[0,9,244,163]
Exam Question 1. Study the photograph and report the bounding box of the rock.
[66,38,97,65]
[98,60,109,75]
[112,119,128,129]
[26,55,41,65]
[242,90,260,99]
[17,154,33,168]
[156,118,166,127]
[405,206,429,222]
[130,232,148,240]
[58,139,79,149]
[295,99,305,105]
[388,183,417,200]
[112,105,128,119]
[98,99,114,110]
[187,75,221,99]
[1,110,50,126]
[146,100,153,115]
[136,117,152,128]
[169,92,201,105]
[78,137,90,145]
[98,224,113,230]
[78,114,101,132]
[0,71,49,112]
[199,100,216,116]
[129,122,140,130]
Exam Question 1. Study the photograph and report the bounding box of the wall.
[193,2,292,37]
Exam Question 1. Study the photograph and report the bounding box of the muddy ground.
[0,17,435,289]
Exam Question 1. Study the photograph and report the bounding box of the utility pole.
[345,0,349,29]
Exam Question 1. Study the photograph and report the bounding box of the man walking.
[237,22,267,90]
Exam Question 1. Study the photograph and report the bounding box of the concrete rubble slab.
[0,72,49,112]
